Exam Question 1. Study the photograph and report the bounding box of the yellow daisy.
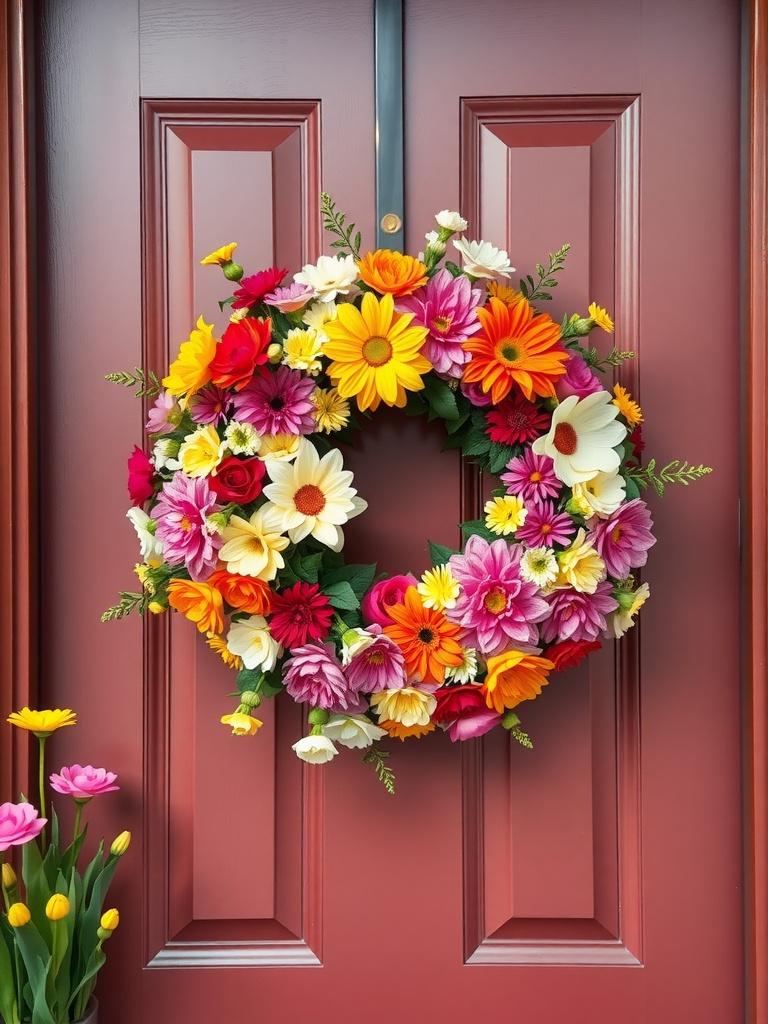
[417,564,460,611]
[588,302,614,333]
[163,315,217,403]
[200,242,238,266]
[8,707,77,734]
[484,495,527,536]
[487,280,524,307]
[612,384,643,426]
[323,291,431,411]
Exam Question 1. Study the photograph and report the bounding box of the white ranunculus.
[294,255,358,303]
[126,507,164,566]
[292,734,339,763]
[435,210,468,232]
[226,615,281,671]
[322,714,386,749]
[453,237,514,278]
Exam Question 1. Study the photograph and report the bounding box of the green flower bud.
[267,343,283,364]
[239,690,262,710]
[308,708,330,727]
[222,260,244,282]
[570,316,594,336]
[501,711,521,731]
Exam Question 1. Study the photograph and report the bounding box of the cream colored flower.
[224,420,260,456]
[322,714,386,749]
[571,470,627,518]
[435,210,468,232]
[258,433,303,462]
[370,687,436,727]
[152,437,181,472]
[519,546,559,589]
[605,582,650,638]
[453,237,514,278]
[303,299,338,339]
[532,391,627,486]
[294,254,358,303]
[556,529,606,594]
[126,507,164,566]
[282,328,325,376]
[220,504,290,579]
[292,734,338,763]
[444,646,479,684]
[178,424,226,478]
[226,615,281,671]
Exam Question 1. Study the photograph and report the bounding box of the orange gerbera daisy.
[462,296,569,403]
[481,649,555,714]
[207,570,274,615]
[167,579,225,635]
[378,719,436,741]
[357,249,428,297]
[383,586,464,684]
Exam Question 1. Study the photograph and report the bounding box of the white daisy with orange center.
[532,391,627,486]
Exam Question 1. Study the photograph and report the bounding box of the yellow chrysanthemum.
[163,315,217,403]
[378,719,436,741]
[206,634,244,671]
[282,328,324,376]
[417,564,460,611]
[200,242,238,266]
[356,249,429,297]
[484,495,527,536]
[312,387,350,433]
[612,384,643,426]
[556,529,606,594]
[487,280,525,307]
[323,291,431,411]
[7,708,77,734]
[370,686,436,727]
[588,302,614,333]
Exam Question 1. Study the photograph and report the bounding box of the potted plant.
[0,708,129,1024]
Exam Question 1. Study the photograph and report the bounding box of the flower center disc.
[496,336,526,366]
[433,314,453,333]
[417,627,436,645]
[553,421,578,455]
[362,335,394,367]
[483,587,507,614]
[294,483,326,516]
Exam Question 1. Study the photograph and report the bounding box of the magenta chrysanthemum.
[283,642,358,711]
[233,365,316,435]
[588,498,656,578]
[269,582,334,649]
[541,581,618,643]
[231,266,287,310]
[345,632,406,693]
[515,500,576,548]
[189,385,234,426]
[396,268,483,379]
[151,472,222,580]
[264,282,314,312]
[501,449,561,502]
[445,534,550,656]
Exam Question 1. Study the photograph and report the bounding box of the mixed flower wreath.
[106,195,710,791]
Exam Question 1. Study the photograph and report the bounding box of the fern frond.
[361,746,396,795]
[105,367,162,398]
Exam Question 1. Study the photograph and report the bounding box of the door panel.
[34,0,743,1021]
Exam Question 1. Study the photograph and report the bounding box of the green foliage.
[320,192,362,260]
[511,725,534,749]
[518,244,570,302]
[104,367,161,398]
[361,746,396,795]
[460,519,498,544]
[428,540,459,567]
[581,345,636,372]
[100,592,146,622]
[625,459,713,497]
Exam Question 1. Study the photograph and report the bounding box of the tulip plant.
[0,708,129,1024]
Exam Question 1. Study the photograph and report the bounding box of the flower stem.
[0,852,7,912]
[73,801,85,843]
[37,736,47,854]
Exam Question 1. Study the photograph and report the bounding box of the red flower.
[208,455,266,504]
[127,445,156,506]
[269,582,334,649]
[209,318,272,391]
[431,684,487,724]
[544,639,601,672]
[231,267,287,310]
[628,424,645,455]
[485,392,551,445]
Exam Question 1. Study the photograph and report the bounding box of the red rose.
[209,318,271,391]
[127,445,156,506]
[544,639,601,672]
[208,456,266,504]
[432,684,487,724]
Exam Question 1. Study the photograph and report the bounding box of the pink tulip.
[0,801,46,850]
[49,765,119,799]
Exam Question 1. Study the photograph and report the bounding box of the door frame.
[1,0,766,1018]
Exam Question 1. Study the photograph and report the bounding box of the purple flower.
[264,282,314,312]
[284,642,359,712]
[540,582,618,643]
[445,534,550,656]
[460,379,493,407]
[345,632,406,693]
[501,450,561,502]
[0,802,46,851]
[588,498,656,578]
[233,365,316,435]
[146,391,181,435]
[151,472,222,581]
[189,385,234,426]
[555,351,604,401]
[515,500,576,548]
[50,765,119,799]
[397,269,483,379]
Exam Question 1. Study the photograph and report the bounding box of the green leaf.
[460,519,498,543]
[0,923,20,1024]
[361,746,395,794]
[428,540,458,567]
[322,580,360,611]
[423,373,459,422]
[488,440,516,475]
[236,668,264,693]
[322,562,377,599]
[624,476,641,501]
[443,261,464,278]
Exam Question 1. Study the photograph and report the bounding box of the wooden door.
[6,0,759,1020]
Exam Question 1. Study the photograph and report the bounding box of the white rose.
[292,734,339,763]
[322,714,386,749]
[226,616,281,671]
[435,210,468,232]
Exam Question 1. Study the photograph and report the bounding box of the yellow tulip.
[46,893,70,921]
[8,902,30,927]
[110,831,131,857]
[100,908,120,932]
[2,862,17,888]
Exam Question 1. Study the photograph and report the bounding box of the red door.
[29,1,745,1021]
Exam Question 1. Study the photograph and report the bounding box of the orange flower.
[462,296,569,403]
[378,719,436,741]
[481,649,555,713]
[383,587,464,684]
[487,280,525,308]
[357,249,429,297]
[207,570,274,615]
[167,579,224,634]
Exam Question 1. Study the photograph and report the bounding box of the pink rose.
[432,684,502,742]
[362,574,419,627]
[49,765,119,799]
[554,352,604,401]
[0,801,46,850]
[127,445,156,506]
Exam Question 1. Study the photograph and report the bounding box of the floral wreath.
[105,194,711,792]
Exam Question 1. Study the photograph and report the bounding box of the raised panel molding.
[460,95,642,967]
[141,99,322,967]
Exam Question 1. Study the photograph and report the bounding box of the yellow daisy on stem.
[588,302,614,333]
[612,384,643,427]
[323,292,431,411]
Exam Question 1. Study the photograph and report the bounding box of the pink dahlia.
[485,393,551,445]
[362,574,419,627]
[588,498,655,578]
[445,534,550,656]
[396,268,483,379]
[540,581,618,643]
[231,266,287,310]
[264,281,314,312]
[189,385,234,426]
[283,642,358,712]
[146,391,181,435]
[50,765,119,799]
[501,449,561,502]
[269,582,334,649]
[555,351,604,401]
[515,500,576,548]
[233,365,316,435]
[151,472,222,580]
[345,631,406,693]
[0,801,46,851]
